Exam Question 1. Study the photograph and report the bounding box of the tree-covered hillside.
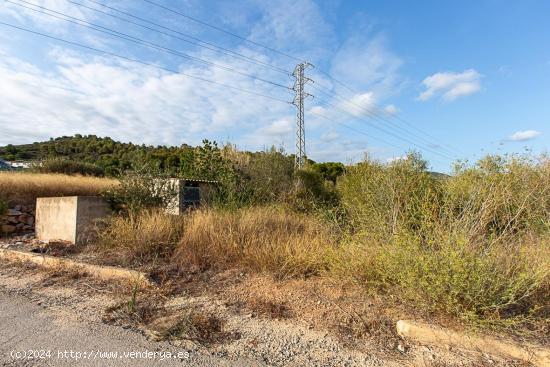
[0,135,200,176]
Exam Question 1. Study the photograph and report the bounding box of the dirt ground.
[0,253,531,367]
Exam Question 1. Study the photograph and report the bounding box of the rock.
[7,217,18,224]
[1,224,16,233]
[14,205,22,211]
[397,343,406,353]
[7,209,22,216]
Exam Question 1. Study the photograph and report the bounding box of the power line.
[312,72,465,156]
[309,83,459,158]
[310,109,404,152]
[64,0,291,75]
[72,0,457,162]
[0,21,292,104]
[312,96,456,161]
[140,0,302,62]
[310,109,449,167]
[114,0,459,160]
[9,0,291,90]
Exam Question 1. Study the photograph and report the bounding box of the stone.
[7,209,22,216]
[14,205,22,211]
[1,224,16,233]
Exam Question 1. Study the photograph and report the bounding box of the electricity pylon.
[292,62,313,169]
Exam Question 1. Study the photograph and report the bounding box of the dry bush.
[0,172,117,204]
[98,210,185,266]
[334,153,550,330]
[175,206,335,278]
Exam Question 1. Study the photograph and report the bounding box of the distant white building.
[8,161,31,169]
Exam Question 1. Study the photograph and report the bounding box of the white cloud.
[418,69,481,101]
[0,0,95,33]
[508,130,542,142]
[248,0,335,60]
[0,50,291,147]
[320,130,339,142]
[0,0,408,165]
[260,118,293,136]
[330,34,403,97]
[386,154,407,163]
[340,92,377,117]
[384,104,398,115]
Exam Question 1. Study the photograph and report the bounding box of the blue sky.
[0,0,549,171]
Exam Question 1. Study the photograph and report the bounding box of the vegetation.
[175,207,334,277]
[98,151,549,332]
[102,167,178,213]
[333,153,549,329]
[32,158,105,177]
[0,172,117,204]
[2,135,548,334]
[98,210,185,266]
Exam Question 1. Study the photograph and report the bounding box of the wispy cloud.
[418,69,481,101]
[508,130,542,142]
[384,104,398,115]
[0,0,406,164]
[329,34,403,97]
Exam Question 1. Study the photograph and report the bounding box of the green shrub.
[332,152,550,329]
[338,152,441,240]
[102,167,178,213]
[291,169,339,213]
[33,158,105,177]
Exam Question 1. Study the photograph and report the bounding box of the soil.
[0,248,531,367]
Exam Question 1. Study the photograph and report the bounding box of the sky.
[0,0,549,172]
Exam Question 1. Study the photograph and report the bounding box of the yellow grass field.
[0,172,118,204]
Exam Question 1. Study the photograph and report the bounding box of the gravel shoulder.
[0,260,527,367]
[0,264,260,367]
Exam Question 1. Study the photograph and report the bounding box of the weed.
[175,206,335,278]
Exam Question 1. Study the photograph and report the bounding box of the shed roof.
[171,178,218,184]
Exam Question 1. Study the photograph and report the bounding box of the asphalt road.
[0,291,262,367]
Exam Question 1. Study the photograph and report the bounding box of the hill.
[0,135,210,176]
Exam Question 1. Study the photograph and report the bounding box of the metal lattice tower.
[292,62,313,169]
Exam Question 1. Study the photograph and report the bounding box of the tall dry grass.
[175,207,334,278]
[0,172,118,204]
[98,210,185,266]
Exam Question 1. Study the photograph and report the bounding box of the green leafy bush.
[33,158,105,177]
[333,152,550,329]
[102,166,178,213]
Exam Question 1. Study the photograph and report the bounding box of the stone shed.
[166,178,217,215]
